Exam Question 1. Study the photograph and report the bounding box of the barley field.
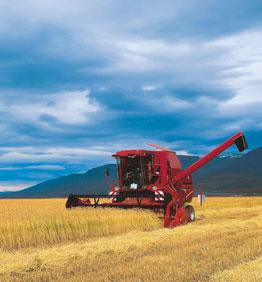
[0,197,261,281]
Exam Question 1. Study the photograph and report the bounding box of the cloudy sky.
[0,0,262,191]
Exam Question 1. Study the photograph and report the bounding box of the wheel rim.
[186,206,195,222]
[190,209,195,221]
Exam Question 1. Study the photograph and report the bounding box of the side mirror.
[104,168,110,177]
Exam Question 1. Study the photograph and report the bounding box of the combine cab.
[66,132,248,228]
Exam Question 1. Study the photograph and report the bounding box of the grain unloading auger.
[66,132,248,228]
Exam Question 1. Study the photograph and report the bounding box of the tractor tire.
[185,205,195,222]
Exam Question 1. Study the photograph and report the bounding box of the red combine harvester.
[66,132,248,228]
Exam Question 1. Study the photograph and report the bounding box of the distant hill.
[194,148,262,195]
[1,148,261,198]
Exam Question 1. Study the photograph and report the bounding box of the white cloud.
[215,47,262,127]
[208,29,262,106]
[156,96,191,111]
[27,165,65,170]
[110,28,262,108]
[7,90,100,126]
[130,28,262,133]
[116,38,192,61]
[137,94,191,113]
[0,167,20,171]
[0,164,64,171]
[175,150,190,156]
[17,91,100,125]
[0,146,113,163]
[0,182,36,192]
[142,85,157,91]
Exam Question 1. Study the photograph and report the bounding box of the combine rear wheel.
[185,205,195,222]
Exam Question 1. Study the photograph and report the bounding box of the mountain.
[1,148,261,198]
[1,164,117,198]
[194,148,262,195]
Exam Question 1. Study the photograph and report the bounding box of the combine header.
[66,132,248,228]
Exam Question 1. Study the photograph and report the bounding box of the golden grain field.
[0,197,261,282]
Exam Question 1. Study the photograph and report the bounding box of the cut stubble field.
[0,197,261,281]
